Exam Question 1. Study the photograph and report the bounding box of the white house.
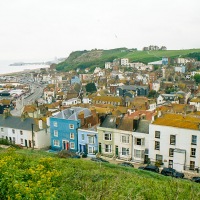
[105,62,112,69]
[121,58,129,66]
[149,113,200,172]
[62,98,81,106]
[157,94,179,105]
[189,97,200,111]
[0,114,50,149]
[152,81,160,92]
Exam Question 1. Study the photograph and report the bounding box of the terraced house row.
[49,107,200,173]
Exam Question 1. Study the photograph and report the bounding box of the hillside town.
[1,54,200,177]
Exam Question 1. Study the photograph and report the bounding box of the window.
[134,149,144,158]
[54,130,58,137]
[81,134,84,141]
[20,130,23,135]
[21,139,23,145]
[105,144,112,153]
[122,147,129,156]
[121,135,129,143]
[192,135,197,145]
[88,136,94,144]
[13,137,15,144]
[169,148,174,157]
[190,161,195,170]
[69,124,74,129]
[169,160,173,168]
[156,154,163,163]
[170,135,176,145]
[53,140,60,146]
[88,146,94,154]
[135,138,144,145]
[155,141,160,150]
[155,131,160,138]
[70,133,74,140]
[191,148,196,157]
[104,133,112,141]
[12,129,15,134]
[70,142,75,149]
[53,121,57,127]
[1,128,4,132]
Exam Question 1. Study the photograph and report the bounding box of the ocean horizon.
[0,60,50,75]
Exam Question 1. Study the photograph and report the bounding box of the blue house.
[78,128,98,157]
[50,107,93,151]
[71,76,81,85]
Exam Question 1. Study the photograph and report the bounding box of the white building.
[189,97,200,111]
[62,98,81,106]
[105,62,112,69]
[152,81,160,92]
[149,113,200,172]
[0,115,50,149]
[157,94,179,105]
[121,58,129,66]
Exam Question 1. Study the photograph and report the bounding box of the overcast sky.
[0,0,200,61]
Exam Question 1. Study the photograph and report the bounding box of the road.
[11,83,44,116]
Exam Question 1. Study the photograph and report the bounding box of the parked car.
[191,177,200,183]
[138,165,159,173]
[91,157,109,163]
[161,167,184,178]
[118,162,134,168]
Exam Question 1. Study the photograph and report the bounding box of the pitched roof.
[92,96,123,103]
[0,115,44,131]
[152,113,200,130]
[53,107,91,120]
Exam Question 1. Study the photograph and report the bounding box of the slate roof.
[136,120,150,134]
[100,115,117,129]
[0,115,41,131]
[118,85,148,90]
[53,107,92,120]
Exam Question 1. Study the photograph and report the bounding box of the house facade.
[50,107,95,151]
[149,113,200,172]
[78,128,98,157]
[0,114,50,149]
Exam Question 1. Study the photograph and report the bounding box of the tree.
[85,83,97,93]
[73,83,81,93]
[194,74,200,84]
[148,90,157,98]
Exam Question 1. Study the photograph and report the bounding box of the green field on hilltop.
[56,48,200,72]
[0,148,200,200]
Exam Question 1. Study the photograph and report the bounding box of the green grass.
[0,148,200,199]
[56,48,200,72]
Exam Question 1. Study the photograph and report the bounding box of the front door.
[29,140,32,148]
[63,140,69,150]
[99,143,101,153]
[115,146,119,157]
[25,139,27,147]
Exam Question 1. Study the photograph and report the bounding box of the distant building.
[70,76,81,85]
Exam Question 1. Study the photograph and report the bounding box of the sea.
[0,60,50,75]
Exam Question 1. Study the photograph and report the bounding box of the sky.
[0,0,200,62]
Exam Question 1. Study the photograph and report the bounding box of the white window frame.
[70,133,74,140]
[122,147,129,156]
[192,135,197,145]
[53,121,58,127]
[70,142,75,149]
[1,128,4,132]
[88,146,94,154]
[104,132,112,141]
[54,130,58,137]
[155,141,160,150]
[121,135,129,143]
[169,148,174,157]
[81,134,84,141]
[191,148,196,157]
[20,138,23,145]
[20,130,23,135]
[12,129,15,134]
[53,140,60,146]
[88,136,94,144]
[69,124,74,129]
[134,149,144,158]
[105,144,112,153]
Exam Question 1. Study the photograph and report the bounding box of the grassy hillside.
[56,48,200,72]
[0,148,200,200]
